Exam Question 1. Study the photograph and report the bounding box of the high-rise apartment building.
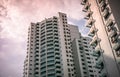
[81,0,120,77]
[69,24,99,77]
[72,37,99,77]
[23,12,76,77]
[23,12,99,77]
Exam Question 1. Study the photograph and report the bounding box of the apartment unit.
[81,0,120,77]
[23,12,76,77]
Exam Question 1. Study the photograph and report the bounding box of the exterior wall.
[108,0,120,30]
[24,23,39,77]
[58,12,76,77]
[24,16,63,77]
[81,0,120,77]
[72,37,98,77]
[72,39,82,77]
[39,17,63,77]
[69,24,80,41]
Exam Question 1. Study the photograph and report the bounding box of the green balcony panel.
[92,49,101,57]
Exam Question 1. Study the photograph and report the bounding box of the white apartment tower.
[81,0,120,77]
[72,36,99,77]
[69,24,99,77]
[23,12,76,77]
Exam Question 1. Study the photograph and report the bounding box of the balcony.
[92,51,99,57]
[88,27,98,37]
[111,35,119,43]
[109,30,119,43]
[86,18,95,28]
[108,30,118,38]
[102,7,111,20]
[113,42,120,51]
[101,6,107,12]
[82,2,91,12]
[106,19,115,27]
[92,48,101,57]
[95,59,104,70]
[84,11,93,20]
[99,1,107,12]
[90,36,101,47]
[81,0,87,5]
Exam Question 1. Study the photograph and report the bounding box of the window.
[68,68,70,72]
[89,70,93,72]
[47,73,55,77]
[87,57,90,59]
[90,74,94,77]
[83,72,87,74]
[46,26,52,29]
[83,67,86,69]
[56,71,61,73]
[68,73,71,77]
[56,66,61,69]
[67,63,70,66]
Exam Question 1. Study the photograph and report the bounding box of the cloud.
[0,0,85,77]
[0,38,26,77]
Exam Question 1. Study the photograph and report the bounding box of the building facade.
[81,0,120,77]
[23,12,76,77]
[72,36,99,77]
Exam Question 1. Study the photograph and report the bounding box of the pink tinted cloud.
[0,0,83,77]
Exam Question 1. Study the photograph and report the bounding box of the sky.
[0,0,88,77]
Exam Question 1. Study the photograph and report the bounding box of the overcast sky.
[0,0,89,77]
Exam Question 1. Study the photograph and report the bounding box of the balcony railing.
[84,11,93,20]
[92,48,102,57]
[86,18,95,28]
[108,30,118,38]
[82,2,91,12]
[95,59,104,70]
[88,27,97,37]
[113,42,120,51]
[106,19,115,27]
[90,36,101,47]
[102,7,111,20]
[92,51,100,57]
[100,1,107,12]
